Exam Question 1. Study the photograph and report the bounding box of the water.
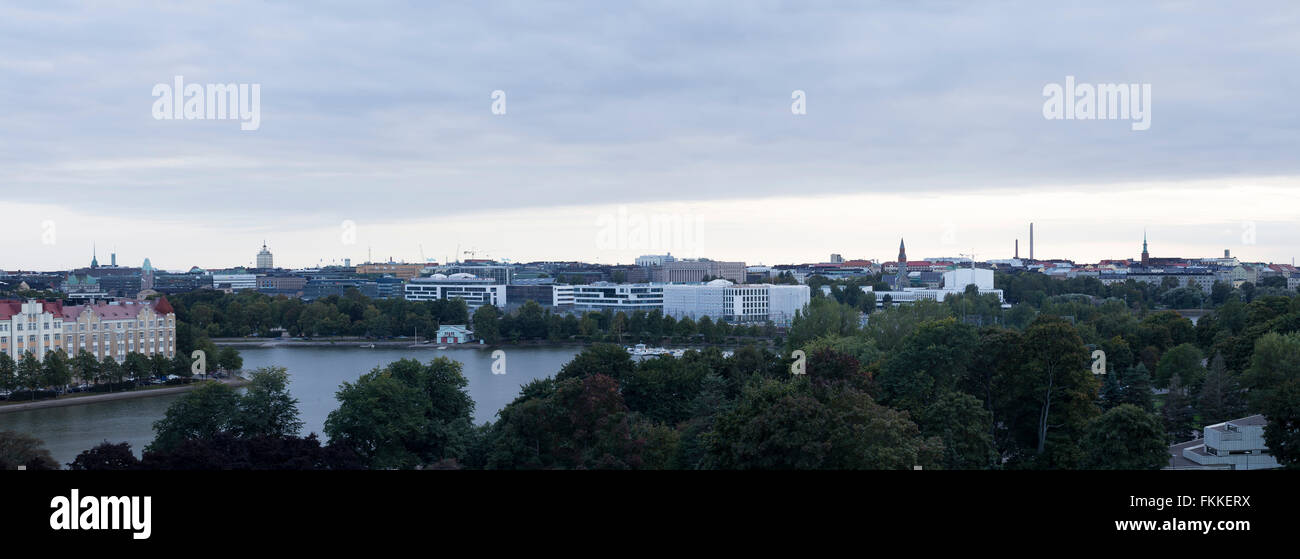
[0,345,582,466]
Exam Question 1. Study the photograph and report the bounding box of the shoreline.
[0,377,251,415]
[212,338,778,350]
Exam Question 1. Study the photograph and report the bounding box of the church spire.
[898,238,907,263]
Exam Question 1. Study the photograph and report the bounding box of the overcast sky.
[2,1,1298,271]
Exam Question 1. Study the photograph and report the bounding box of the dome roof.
[706,279,734,286]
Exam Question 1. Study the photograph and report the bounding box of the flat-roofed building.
[1167,415,1281,470]
[356,262,427,280]
[405,274,506,310]
[663,281,809,326]
[571,283,664,312]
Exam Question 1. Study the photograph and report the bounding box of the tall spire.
[1141,228,1150,264]
[898,238,907,263]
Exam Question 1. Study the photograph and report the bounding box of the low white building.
[1168,415,1281,470]
[434,324,472,344]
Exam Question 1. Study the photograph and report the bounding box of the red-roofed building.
[0,299,68,361]
[0,297,176,365]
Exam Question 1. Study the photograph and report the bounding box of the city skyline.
[2,3,1297,270]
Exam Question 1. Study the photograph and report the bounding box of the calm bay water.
[0,345,582,466]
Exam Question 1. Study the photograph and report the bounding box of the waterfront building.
[0,300,66,361]
[434,324,473,344]
[0,297,177,363]
[59,298,178,362]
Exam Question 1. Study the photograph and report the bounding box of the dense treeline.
[20,280,1299,470]
[168,289,778,345]
[169,289,472,340]
[471,300,776,345]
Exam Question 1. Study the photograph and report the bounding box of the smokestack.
[1029,223,1034,261]
[1015,239,1019,259]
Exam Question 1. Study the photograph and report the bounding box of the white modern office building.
[212,272,258,291]
[404,274,507,309]
[571,283,665,312]
[1168,415,1281,470]
[663,280,809,326]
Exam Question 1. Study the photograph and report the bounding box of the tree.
[100,357,125,389]
[555,344,635,383]
[172,353,193,381]
[0,352,15,393]
[0,430,59,470]
[999,317,1098,468]
[1116,363,1155,411]
[325,358,475,469]
[41,350,72,390]
[67,441,141,470]
[1083,405,1169,470]
[71,350,99,385]
[216,346,243,372]
[621,358,709,425]
[1154,343,1205,390]
[123,351,151,382]
[147,382,242,453]
[482,374,646,470]
[1162,373,1196,443]
[235,367,304,438]
[703,378,941,469]
[919,391,994,470]
[1197,353,1245,426]
[785,298,859,351]
[1241,332,1300,467]
[472,305,501,345]
[877,318,978,412]
[16,352,43,398]
[150,353,171,379]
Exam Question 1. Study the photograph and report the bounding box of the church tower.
[1141,230,1149,265]
[896,238,908,289]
